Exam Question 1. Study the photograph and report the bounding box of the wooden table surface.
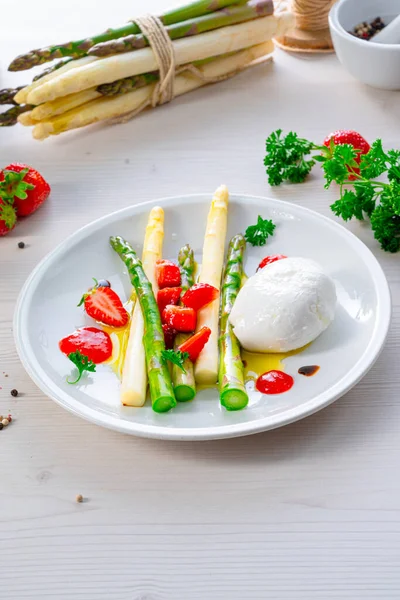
[2,1,400,598]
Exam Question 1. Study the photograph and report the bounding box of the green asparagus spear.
[219,234,248,411]
[97,72,159,96]
[0,104,34,127]
[89,0,273,57]
[172,245,197,402]
[110,236,176,413]
[0,87,25,105]
[8,0,247,71]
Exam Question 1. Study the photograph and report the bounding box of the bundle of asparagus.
[2,0,294,138]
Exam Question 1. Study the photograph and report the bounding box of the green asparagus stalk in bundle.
[172,245,197,402]
[0,87,25,105]
[97,72,159,96]
[0,105,34,127]
[8,0,248,71]
[110,236,176,413]
[219,234,248,411]
[89,1,273,57]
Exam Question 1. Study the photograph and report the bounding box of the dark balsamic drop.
[298,365,320,377]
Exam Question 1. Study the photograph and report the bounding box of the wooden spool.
[275,0,337,53]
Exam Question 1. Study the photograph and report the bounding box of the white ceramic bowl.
[329,0,400,90]
[14,194,391,441]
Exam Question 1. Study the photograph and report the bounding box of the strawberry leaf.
[0,168,35,202]
[0,202,17,229]
[77,279,98,306]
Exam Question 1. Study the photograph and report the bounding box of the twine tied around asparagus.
[133,15,176,106]
[111,13,273,124]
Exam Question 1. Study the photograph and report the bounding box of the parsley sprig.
[161,349,189,373]
[264,130,400,252]
[245,215,276,247]
[67,351,96,384]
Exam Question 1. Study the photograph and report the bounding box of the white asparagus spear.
[30,88,101,121]
[17,111,36,126]
[194,185,229,385]
[121,206,164,406]
[15,56,98,104]
[27,13,293,105]
[32,42,274,140]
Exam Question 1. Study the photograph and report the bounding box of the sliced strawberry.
[157,287,182,315]
[181,283,219,311]
[178,327,211,363]
[162,305,197,333]
[80,285,129,328]
[59,327,112,363]
[0,163,50,217]
[162,323,176,350]
[258,254,287,271]
[0,200,17,236]
[156,259,181,289]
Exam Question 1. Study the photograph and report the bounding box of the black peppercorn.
[18,241,25,249]
[10,389,18,397]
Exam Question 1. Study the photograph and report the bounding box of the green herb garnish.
[67,350,96,384]
[245,215,276,247]
[264,130,400,252]
[161,349,189,373]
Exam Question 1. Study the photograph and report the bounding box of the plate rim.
[14,193,392,441]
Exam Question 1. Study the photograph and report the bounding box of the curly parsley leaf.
[264,129,316,186]
[330,183,376,222]
[387,150,400,183]
[245,215,276,247]
[323,144,359,187]
[67,350,96,384]
[359,139,388,179]
[161,349,189,373]
[370,182,400,252]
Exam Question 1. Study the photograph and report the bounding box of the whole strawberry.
[0,163,50,216]
[0,199,17,236]
[323,130,370,180]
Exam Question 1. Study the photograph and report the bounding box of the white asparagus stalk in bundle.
[120,206,164,406]
[30,89,101,121]
[31,41,274,140]
[17,111,36,126]
[26,13,293,105]
[14,56,98,105]
[194,185,229,385]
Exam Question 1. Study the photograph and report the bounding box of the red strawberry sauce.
[256,370,294,394]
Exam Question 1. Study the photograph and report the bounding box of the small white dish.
[329,0,400,90]
[14,194,391,441]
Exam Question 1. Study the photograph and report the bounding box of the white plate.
[14,194,391,440]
